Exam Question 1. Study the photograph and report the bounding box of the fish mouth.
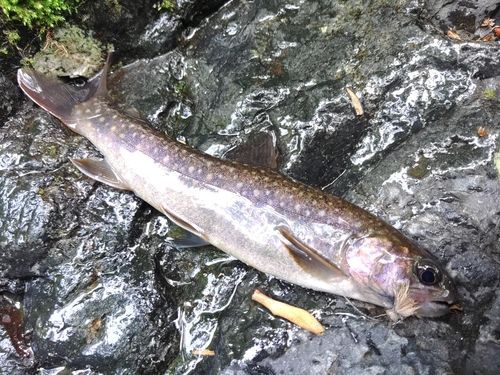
[415,300,455,317]
[410,288,457,317]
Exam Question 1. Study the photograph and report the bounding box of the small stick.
[252,290,325,335]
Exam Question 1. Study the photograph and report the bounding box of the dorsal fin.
[223,127,279,170]
[94,52,114,100]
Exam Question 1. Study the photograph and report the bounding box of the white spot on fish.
[253,189,260,197]
[99,117,106,123]
[294,203,301,211]
[206,173,213,181]
[237,182,243,189]
[111,126,116,131]
[188,166,195,173]
[318,210,326,217]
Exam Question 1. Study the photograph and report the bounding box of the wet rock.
[424,0,500,39]
[76,0,229,60]
[1,0,500,374]
[465,289,500,374]
[0,73,22,125]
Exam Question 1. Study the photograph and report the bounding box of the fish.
[17,55,456,319]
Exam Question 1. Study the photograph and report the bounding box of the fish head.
[345,234,456,318]
[405,256,456,317]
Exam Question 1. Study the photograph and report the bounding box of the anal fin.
[276,226,347,282]
[168,230,211,248]
[70,157,131,190]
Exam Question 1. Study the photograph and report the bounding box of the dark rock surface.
[1,0,500,374]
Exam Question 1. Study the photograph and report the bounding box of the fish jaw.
[345,234,457,318]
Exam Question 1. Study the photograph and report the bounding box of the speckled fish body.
[17,57,456,318]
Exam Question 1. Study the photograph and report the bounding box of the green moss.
[46,145,57,156]
[484,88,497,99]
[494,152,500,178]
[154,0,176,12]
[32,25,107,78]
[104,0,122,16]
[174,80,186,93]
[0,0,82,30]
[3,29,19,44]
[408,156,431,179]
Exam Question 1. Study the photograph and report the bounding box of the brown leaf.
[345,87,364,116]
[445,30,461,41]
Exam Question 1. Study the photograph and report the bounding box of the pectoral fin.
[157,203,209,244]
[70,157,131,190]
[276,226,348,281]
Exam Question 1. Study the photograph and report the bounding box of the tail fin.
[17,53,113,124]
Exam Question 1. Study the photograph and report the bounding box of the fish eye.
[415,260,441,285]
[72,77,88,87]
